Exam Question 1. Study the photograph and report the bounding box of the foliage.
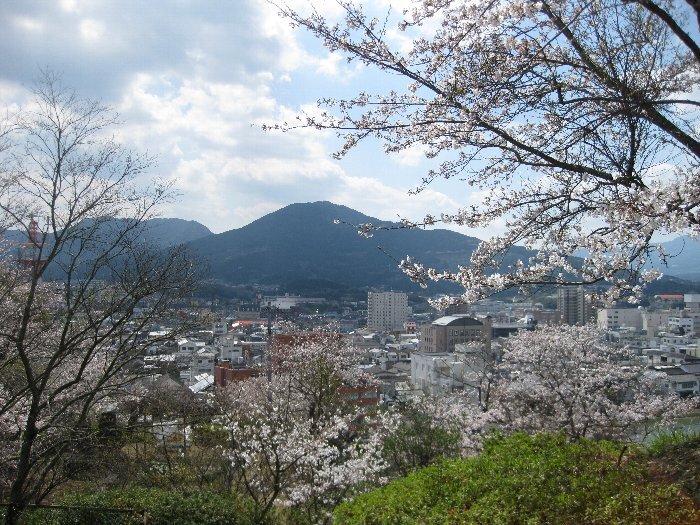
[645,428,700,505]
[384,394,490,476]
[217,333,391,524]
[55,487,254,525]
[273,0,700,305]
[0,72,198,524]
[383,403,461,476]
[333,432,699,525]
[489,324,693,440]
[413,325,693,448]
[646,428,700,457]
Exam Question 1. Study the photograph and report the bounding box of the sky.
[0,0,482,236]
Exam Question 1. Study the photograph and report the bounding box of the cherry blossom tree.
[384,394,491,475]
[0,72,198,525]
[491,324,693,440]
[272,0,700,304]
[399,326,692,452]
[216,334,390,524]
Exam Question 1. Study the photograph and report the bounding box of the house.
[411,352,466,396]
[214,362,263,387]
[655,366,700,396]
[180,348,216,385]
[419,315,491,353]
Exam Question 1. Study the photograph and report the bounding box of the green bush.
[333,433,699,524]
[645,428,700,506]
[646,428,700,457]
[56,487,255,525]
[383,408,462,475]
[0,507,59,525]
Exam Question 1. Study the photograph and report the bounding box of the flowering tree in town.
[400,326,692,451]
[217,334,391,524]
[384,393,492,475]
[491,324,693,440]
[273,0,700,304]
[0,73,197,525]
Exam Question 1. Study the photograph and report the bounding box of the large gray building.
[557,286,591,325]
[419,315,491,353]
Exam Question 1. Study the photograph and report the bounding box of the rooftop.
[432,315,483,327]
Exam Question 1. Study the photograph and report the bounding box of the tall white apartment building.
[557,286,591,325]
[367,291,409,332]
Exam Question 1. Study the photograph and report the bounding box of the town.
[3,0,700,522]
[142,289,700,405]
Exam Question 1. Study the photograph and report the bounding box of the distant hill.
[186,202,700,296]
[5,205,698,297]
[138,218,212,247]
[185,201,531,293]
[3,217,211,250]
[648,236,700,281]
[2,217,212,280]
[643,274,700,296]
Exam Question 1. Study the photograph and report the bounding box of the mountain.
[138,218,212,247]
[186,201,531,293]
[648,236,700,281]
[2,217,212,280]
[7,205,698,296]
[3,217,211,250]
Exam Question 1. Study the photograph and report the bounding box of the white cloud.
[12,16,43,32]
[392,143,427,166]
[231,201,282,228]
[116,74,277,150]
[0,81,29,108]
[0,0,495,242]
[59,0,79,13]
[331,173,458,222]
[79,18,104,43]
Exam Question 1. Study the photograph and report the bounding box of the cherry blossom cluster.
[217,334,392,523]
[274,0,700,304]
[487,325,692,440]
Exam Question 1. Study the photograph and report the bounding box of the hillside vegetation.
[333,433,700,525]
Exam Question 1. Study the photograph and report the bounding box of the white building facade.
[367,291,410,332]
[411,352,465,396]
[597,308,643,331]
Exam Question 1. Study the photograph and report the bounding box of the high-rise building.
[367,291,409,332]
[557,286,591,325]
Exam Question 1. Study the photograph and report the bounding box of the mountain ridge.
[4,203,698,295]
[186,201,700,295]
[187,201,519,292]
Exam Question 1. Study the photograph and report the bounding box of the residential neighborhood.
[125,288,700,409]
[3,0,700,522]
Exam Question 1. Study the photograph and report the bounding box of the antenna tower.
[18,216,47,276]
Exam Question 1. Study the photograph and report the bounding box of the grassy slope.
[333,433,700,525]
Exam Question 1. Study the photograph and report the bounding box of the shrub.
[56,487,256,525]
[645,428,700,506]
[646,429,700,457]
[333,433,699,524]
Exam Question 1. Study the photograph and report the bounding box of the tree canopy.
[0,73,198,525]
[273,0,700,304]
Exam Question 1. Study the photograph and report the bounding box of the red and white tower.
[17,217,47,276]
